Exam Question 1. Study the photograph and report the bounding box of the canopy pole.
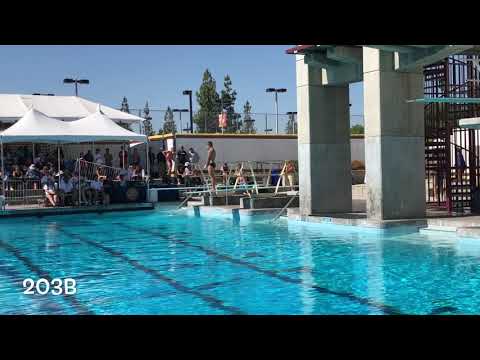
[32,143,35,163]
[1,137,5,198]
[78,157,81,207]
[122,142,126,169]
[57,144,61,173]
[146,140,150,193]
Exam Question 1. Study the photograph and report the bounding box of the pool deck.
[287,204,480,238]
[0,202,155,218]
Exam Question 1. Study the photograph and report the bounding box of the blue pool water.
[1,205,480,315]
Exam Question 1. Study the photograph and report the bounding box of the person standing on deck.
[163,148,175,182]
[84,150,94,163]
[119,145,128,169]
[204,141,217,191]
[148,148,155,175]
[157,149,167,182]
[283,160,296,191]
[455,147,467,182]
[104,148,113,167]
[176,146,188,166]
[188,147,200,169]
[132,148,140,166]
[95,148,105,165]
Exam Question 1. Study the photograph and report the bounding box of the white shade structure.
[68,106,147,143]
[0,94,144,124]
[0,105,150,202]
[0,106,147,144]
[0,108,75,143]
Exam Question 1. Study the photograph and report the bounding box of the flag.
[219,111,228,128]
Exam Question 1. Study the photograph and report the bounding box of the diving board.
[459,117,480,129]
[406,98,480,104]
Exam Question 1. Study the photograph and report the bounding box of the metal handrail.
[270,193,299,223]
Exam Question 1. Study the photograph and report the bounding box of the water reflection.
[299,237,315,315]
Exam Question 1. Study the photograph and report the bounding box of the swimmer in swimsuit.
[205,141,217,191]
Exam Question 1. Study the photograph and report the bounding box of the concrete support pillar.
[296,56,352,216]
[363,48,426,220]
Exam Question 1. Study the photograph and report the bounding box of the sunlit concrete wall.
[150,135,365,166]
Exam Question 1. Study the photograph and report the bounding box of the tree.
[163,106,177,134]
[351,124,364,135]
[119,96,132,130]
[220,75,240,133]
[240,101,256,134]
[285,113,297,134]
[142,101,154,136]
[194,69,221,133]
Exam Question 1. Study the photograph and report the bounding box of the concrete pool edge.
[0,202,155,218]
[287,208,480,239]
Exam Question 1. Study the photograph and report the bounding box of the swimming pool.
[1,205,480,315]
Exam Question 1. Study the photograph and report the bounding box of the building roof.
[0,94,144,124]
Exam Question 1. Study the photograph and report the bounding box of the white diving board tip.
[406,98,480,104]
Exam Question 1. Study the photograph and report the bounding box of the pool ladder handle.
[176,194,194,210]
[270,192,299,222]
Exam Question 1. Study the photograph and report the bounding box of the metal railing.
[74,159,124,181]
[1,179,44,205]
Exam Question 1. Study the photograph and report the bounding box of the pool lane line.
[0,240,93,315]
[57,227,245,315]
[0,263,69,314]
[120,224,404,315]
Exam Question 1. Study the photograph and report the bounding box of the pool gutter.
[0,202,154,219]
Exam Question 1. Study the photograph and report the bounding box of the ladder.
[270,193,298,222]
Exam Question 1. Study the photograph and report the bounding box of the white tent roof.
[0,94,144,124]
[68,106,147,142]
[0,106,147,144]
[0,108,75,143]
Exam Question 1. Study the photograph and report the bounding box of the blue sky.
[0,45,364,125]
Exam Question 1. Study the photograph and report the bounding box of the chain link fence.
[128,109,365,136]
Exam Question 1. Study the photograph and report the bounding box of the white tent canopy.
[68,106,147,142]
[0,94,144,124]
[0,108,75,143]
[0,106,147,144]
[1,106,151,199]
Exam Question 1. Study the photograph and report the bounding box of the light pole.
[183,90,193,133]
[266,88,287,134]
[63,78,90,96]
[172,109,189,134]
[286,111,297,134]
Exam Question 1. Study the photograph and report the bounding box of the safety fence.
[160,160,298,196]
[0,160,299,208]
[128,109,364,136]
[1,179,44,205]
[74,159,125,181]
